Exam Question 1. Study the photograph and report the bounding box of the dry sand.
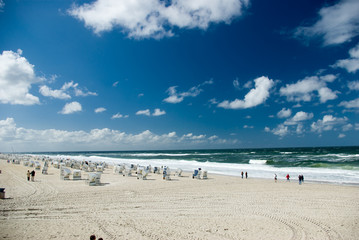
[0,159,358,240]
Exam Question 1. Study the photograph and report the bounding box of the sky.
[0,0,359,152]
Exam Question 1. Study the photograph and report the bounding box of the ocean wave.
[249,160,267,165]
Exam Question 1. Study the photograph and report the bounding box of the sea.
[30,146,359,185]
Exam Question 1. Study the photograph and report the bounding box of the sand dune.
[0,160,358,240]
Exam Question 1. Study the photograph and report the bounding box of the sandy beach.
[0,159,358,240]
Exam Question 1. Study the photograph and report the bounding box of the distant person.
[90,235,96,240]
[27,170,30,181]
[30,170,35,181]
[245,172,248,179]
[298,175,302,185]
[286,174,290,182]
[274,174,277,183]
[241,171,244,179]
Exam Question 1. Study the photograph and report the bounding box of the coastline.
[1,159,358,240]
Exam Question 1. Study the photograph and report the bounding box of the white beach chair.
[162,167,171,180]
[192,169,199,179]
[23,161,29,166]
[35,161,41,170]
[72,170,81,180]
[96,165,104,173]
[60,168,71,180]
[175,168,183,177]
[137,168,149,180]
[201,170,208,179]
[87,172,101,186]
[42,166,48,174]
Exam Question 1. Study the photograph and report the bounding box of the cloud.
[293,0,359,46]
[311,115,348,133]
[0,49,43,105]
[40,81,97,99]
[284,111,314,125]
[279,74,338,103]
[59,101,82,114]
[0,117,236,151]
[39,85,71,99]
[136,109,166,116]
[95,107,106,113]
[218,76,274,109]
[332,43,359,73]
[152,108,166,116]
[265,124,289,137]
[339,98,359,108]
[111,113,129,119]
[68,0,249,39]
[0,0,4,11]
[277,108,292,118]
[112,81,119,87]
[164,80,213,104]
[348,81,359,91]
[136,109,151,116]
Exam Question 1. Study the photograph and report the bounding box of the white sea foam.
[249,160,267,165]
[36,153,359,185]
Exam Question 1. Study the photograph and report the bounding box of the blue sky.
[0,0,358,152]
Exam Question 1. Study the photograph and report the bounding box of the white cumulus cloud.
[0,49,43,105]
[311,115,348,133]
[332,43,359,73]
[68,0,249,39]
[277,108,292,118]
[0,117,236,151]
[284,111,314,125]
[279,74,338,103]
[218,76,274,109]
[59,101,82,114]
[294,0,359,46]
[339,98,359,108]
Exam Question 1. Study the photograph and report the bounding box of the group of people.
[274,173,304,184]
[26,170,35,181]
[241,171,248,179]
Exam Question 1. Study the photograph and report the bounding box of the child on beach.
[286,174,290,181]
[27,170,30,181]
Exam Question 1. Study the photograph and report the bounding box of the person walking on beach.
[90,235,96,240]
[27,170,30,181]
[286,174,290,182]
[241,171,244,179]
[30,170,35,181]
[245,172,248,179]
[274,174,277,183]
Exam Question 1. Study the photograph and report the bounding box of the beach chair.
[201,170,208,179]
[96,165,104,172]
[87,172,101,186]
[42,166,48,174]
[53,161,59,168]
[192,169,199,179]
[163,167,171,180]
[35,161,41,170]
[60,168,71,180]
[72,170,81,180]
[123,164,134,176]
[175,168,182,177]
[137,168,149,180]
[23,161,29,166]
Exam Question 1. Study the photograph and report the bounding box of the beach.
[0,159,358,240]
